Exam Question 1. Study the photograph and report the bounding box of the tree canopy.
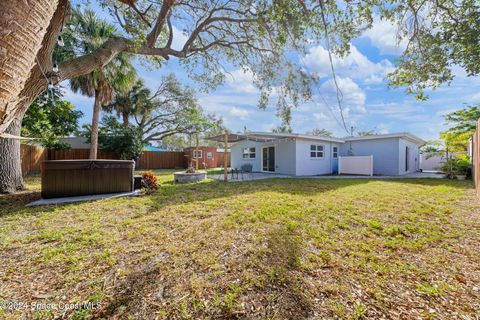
[21,90,83,149]
[111,75,221,143]
[306,128,333,137]
[384,0,480,99]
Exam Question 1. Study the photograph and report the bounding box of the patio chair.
[240,164,253,180]
[230,168,239,180]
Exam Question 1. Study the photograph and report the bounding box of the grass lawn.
[1,171,479,319]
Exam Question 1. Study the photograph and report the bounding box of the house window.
[333,146,338,159]
[310,145,324,158]
[193,150,202,158]
[207,151,213,159]
[242,147,256,159]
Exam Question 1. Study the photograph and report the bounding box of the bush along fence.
[473,120,480,196]
[20,144,230,176]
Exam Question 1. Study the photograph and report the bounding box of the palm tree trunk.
[90,90,102,159]
[0,0,59,134]
[122,112,129,127]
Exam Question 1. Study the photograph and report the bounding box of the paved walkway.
[27,190,142,207]
[208,171,446,182]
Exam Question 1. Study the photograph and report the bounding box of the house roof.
[206,131,425,145]
[343,132,426,145]
[143,145,168,152]
[206,132,344,143]
[58,137,91,149]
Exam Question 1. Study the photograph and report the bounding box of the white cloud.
[302,45,394,84]
[362,16,407,55]
[320,77,367,115]
[198,93,264,129]
[313,112,328,121]
[229,107,250,120]
[224,68,258,93]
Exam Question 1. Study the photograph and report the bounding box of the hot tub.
[41,160,135,198]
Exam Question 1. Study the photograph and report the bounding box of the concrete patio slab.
[208,171,446,182]
[26,190,142,207]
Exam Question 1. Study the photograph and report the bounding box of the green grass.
[0,171,479,319]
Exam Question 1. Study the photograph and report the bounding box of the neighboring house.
[58,137,91,149]
[230,132,425,176]
[184,146,231,169]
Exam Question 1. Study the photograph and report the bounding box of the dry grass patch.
[0,172,479,319]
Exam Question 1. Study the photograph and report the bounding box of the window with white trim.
[207,151,213,159]
[310,145,324,158]
[242,147,256,159]
[193,150,203,158]
[332,146,338,159]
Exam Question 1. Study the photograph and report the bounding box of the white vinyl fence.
[339,155,373,176]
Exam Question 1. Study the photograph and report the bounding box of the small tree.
[83,116,144,161]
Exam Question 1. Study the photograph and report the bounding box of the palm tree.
[104,80,151,128]
[66,9,136,159]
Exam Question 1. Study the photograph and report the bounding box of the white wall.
[295,138,335,176]
[230,140,263,171]
[398,138,420,174]
[273,139,296,175]
[340,138,399,175]
[420,153,444,172]
[230,139,296,174]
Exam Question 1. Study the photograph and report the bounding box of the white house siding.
[273,139,296,175]
[339,138,400,175]
[398,138,420,174]
[230,140,263,171]
[295,138,335,176]
[230,139,296,174]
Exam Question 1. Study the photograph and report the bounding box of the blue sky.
[64,4,480,141]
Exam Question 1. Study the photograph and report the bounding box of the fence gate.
[338,155,373,176]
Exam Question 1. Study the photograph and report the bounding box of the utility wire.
[318,0,350,135]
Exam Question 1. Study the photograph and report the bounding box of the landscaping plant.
[141,171,158,193]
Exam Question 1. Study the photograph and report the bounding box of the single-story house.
[230,132,425,176]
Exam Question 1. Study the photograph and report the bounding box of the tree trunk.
[0,0,59,134]
[0,119,24,193]
[90,90,102,159]
[122,112,129,127]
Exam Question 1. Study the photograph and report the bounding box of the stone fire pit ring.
[174,171,207,183]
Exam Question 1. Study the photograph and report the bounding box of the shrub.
[440,158,472,179]
[142,171,158,192]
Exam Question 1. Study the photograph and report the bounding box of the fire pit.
[174,167,206,183]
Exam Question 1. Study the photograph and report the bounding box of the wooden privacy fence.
[216,151,230,168]
[48,148,117,160]
[21,144,47,176]
[136,151,187,169]
[473,120,480,196]
[20,144,230,176]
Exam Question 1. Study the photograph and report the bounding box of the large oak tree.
[2,0,361,193]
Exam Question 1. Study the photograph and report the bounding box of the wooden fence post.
[224,130,228,181]
[195,132,199,170]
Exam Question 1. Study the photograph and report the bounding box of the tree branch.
[146,0,176,47]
